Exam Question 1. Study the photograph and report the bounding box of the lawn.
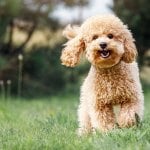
[0,92,150,150]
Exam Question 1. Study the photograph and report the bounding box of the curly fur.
[60,14,144,135]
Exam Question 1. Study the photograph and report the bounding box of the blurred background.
[0,0,149,98]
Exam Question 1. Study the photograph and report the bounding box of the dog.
[60,14,144,135]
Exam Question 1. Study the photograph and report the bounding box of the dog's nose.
[100,42,107,49]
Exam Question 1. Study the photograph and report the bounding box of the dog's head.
[61,15,137,68]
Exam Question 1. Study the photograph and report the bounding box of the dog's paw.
[117,112,137,128]
[77,128,91,136]
[135,113,142,127]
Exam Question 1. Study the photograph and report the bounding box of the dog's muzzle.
[99,50,111,58]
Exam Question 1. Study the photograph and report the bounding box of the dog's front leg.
[91,104,115,132]
[77,103,92,136]
[117,100,143,128]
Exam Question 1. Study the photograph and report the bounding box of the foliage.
[23,45,64,97]
[0,0,90,97]
[1,0,149,97]
[112,0,150,67]
[21,43,88,97]
[0,92,150,149]
[0,0,59,55]
[0,0,89,53]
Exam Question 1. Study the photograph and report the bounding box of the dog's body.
[61,15,144,135]
[78,61,143,134]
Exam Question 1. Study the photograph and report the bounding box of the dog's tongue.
[100,50,110,58]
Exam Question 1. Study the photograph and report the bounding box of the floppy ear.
[122,27,137,63]
[60,25,85,67]
[63,24,80,39]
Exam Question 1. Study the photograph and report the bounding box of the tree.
[112,0,150,67]
[0,0,58,56]
[0,0,89,55]
[0,0,90,96]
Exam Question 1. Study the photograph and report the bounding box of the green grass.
[0,92,150,150]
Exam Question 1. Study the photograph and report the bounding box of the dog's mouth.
[98,50,111,58]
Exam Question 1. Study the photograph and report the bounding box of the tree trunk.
[11,23,36,55]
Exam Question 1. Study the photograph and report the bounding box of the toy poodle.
[60,14,144,135]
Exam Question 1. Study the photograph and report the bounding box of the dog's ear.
[63,24,80,40]
[61,25,85,67]
[122,27,137,63]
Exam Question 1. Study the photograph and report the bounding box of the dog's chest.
[93,71,135,104]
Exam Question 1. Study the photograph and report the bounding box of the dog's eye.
[92,35,98,40]
[107,34,113,39]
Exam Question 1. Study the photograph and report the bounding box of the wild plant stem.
[18,55,23,99]
[6,80,11,100]
[0,81,5,101]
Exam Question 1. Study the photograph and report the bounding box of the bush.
[22,42,89,97]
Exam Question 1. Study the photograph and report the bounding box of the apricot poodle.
[60,14,144,135]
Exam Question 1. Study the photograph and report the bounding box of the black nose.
[100,42,107,49]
